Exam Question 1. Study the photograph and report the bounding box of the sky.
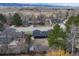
[46,3,79,7]
[20,3,79,7]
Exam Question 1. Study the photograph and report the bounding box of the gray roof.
[0,27,25,44]
[51,19,63,24]
[33,30,52,38]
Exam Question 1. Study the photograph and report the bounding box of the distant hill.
[0,3,78,9]
[0,3,65,7]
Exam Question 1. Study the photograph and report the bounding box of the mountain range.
[0,3,64,7]
[0,3,78,8]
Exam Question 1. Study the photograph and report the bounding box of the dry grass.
[47,50,70,56]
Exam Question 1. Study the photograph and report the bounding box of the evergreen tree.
[65,15,79,32]
[48,24,66,49]
[12,13,22,26]
[0,14,6,31]
[0,14,6,23]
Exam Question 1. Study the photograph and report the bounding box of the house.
[7,38,26,54]
[0,27,27,54]
[2,27,25,43]
[51,19,63,24]
[30,30,52,52]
